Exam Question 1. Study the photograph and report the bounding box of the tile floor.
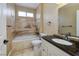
[10,48,34,56]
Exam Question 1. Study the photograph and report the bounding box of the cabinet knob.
[43,49,45,51]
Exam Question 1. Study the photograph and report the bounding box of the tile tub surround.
[42,35,79,56]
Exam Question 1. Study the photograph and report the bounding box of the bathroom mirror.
[58,3,79,37]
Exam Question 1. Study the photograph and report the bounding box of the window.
[18,11,34,17]
[18,11,26,17]
[27,12,34,17]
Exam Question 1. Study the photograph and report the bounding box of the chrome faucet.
[64,32,71,41]
[64,34,68,40]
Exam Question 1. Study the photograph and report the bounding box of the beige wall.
[59,3,79,36]
[43,3,58,35]
[36,3,58,35]
[36,4,44,33]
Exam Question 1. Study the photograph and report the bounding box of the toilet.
[32,40,42,56]
[40,33,47,36]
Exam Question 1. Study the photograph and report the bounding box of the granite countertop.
[42,35,79,56]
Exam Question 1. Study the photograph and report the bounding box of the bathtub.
[12,34,40,51]
[13,34,39,42]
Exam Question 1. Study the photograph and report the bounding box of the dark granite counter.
[42,35,79,56]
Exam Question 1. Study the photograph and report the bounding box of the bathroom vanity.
[41,35,79,56]
[41,38,70,56]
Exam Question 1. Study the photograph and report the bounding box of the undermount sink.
[52,38,72,46]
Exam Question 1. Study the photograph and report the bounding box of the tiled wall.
[15,6,36,35]
[36,3,58,35]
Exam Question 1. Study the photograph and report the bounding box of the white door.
[0,4,7,56]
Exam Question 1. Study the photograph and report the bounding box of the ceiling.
[57,3,68,8]
[16,3,68,9]
[16,3,39,9]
